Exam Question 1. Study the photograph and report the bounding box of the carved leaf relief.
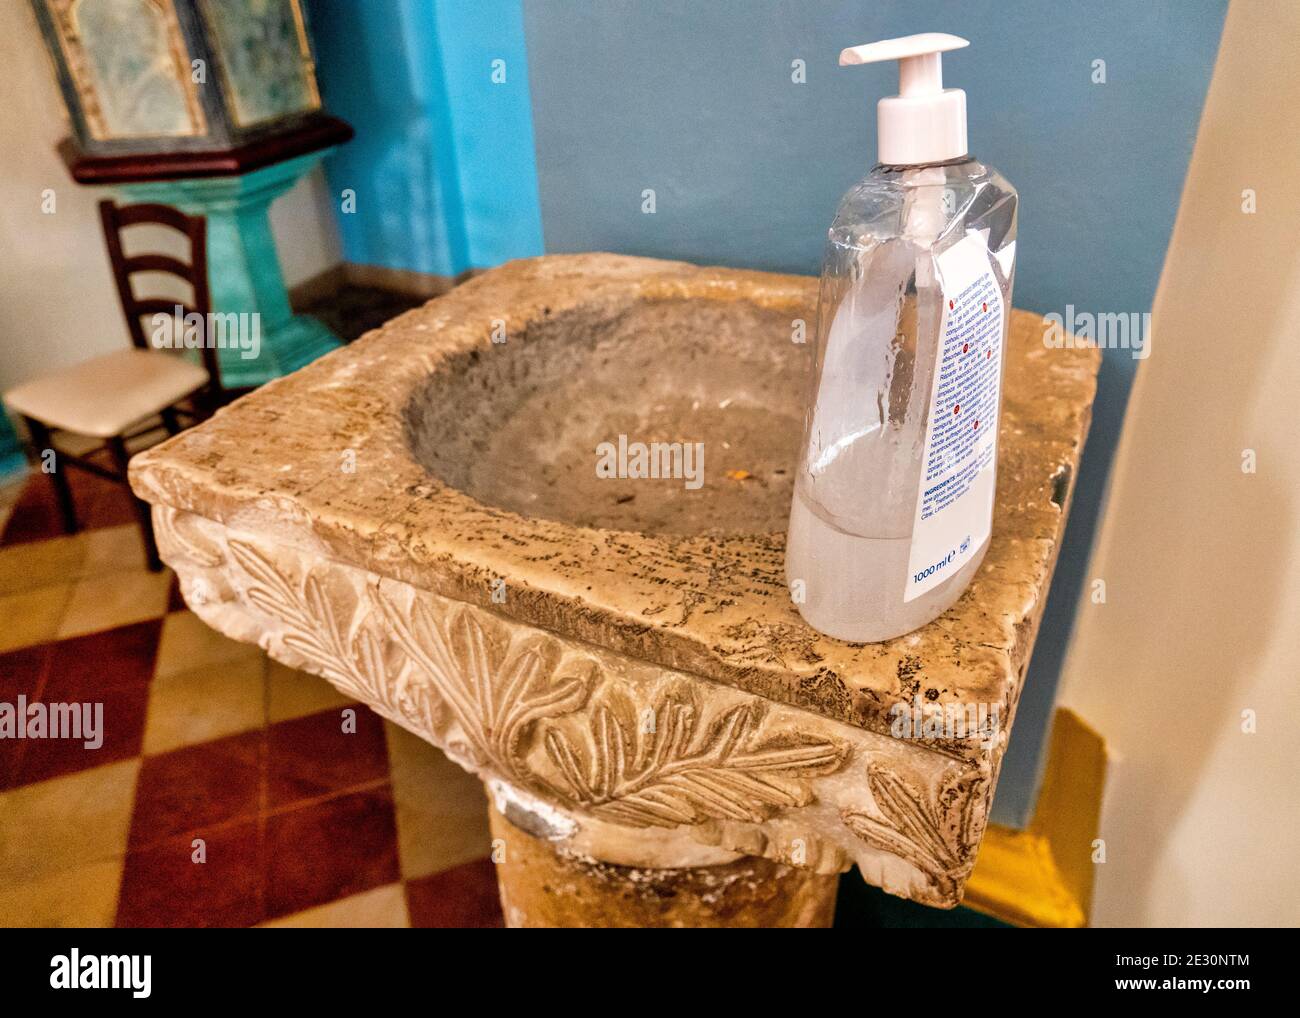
[841,765,983,897]
[374,593,594,779]
[543,687,849,829]
[154,506,223,568]
[213,532,847,832]
[228,539,408,718]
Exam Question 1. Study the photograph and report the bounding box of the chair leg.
[23,416,77,535]
[160,406,182,436]
[107,434,162,572]
[197,384,223,421]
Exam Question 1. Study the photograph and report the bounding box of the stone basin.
[407,296,803,536]
[129,253,1100,923]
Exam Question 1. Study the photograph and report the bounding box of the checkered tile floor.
[0,469,503,927]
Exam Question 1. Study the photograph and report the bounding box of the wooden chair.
[3,200,229,571]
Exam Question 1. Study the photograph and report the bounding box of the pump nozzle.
[839,33,969,166]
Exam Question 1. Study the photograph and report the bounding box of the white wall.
[1057,0,1300,927]
[0,2,341,393]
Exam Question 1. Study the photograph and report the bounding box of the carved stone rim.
[154,504,993,906]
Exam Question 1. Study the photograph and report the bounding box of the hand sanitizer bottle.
[786,33,1018,642]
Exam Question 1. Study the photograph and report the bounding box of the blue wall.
[307,0,543,276]
[307,0,1228,826]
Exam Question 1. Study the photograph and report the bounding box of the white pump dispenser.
[840,33,969,166]
[785,32,1019,643]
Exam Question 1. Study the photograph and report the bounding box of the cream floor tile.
[0,475,27,515]
[0,535,85,597]
[266,659,354,722]
[0,475,27,535]
[0,857,123,927]
[0,582,75,652]
[79,524,149,577]
[154,610,261,681]
[56,568,171,640]
[143,654,266,756]
[385,722,491,880]
[0,758,140,884]
[260,883,410,929]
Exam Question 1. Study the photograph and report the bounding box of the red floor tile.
[66,462,138,532]
[4,621,163,786]
[8,682,149,787]
[129,729,264,850]
[265,704,385,808]
[117,819,265,928]
[0,739,17,791]
[0,643,50,702]
[264,787,400,921]
[166,575,186,614]
[0,645,52,787]
[77,490,138,533]
[0,474,66,546]
[405,858,504,928]
[44,619,161,697]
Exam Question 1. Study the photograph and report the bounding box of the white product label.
[904,232,1005,602]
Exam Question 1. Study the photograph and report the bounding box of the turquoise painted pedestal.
[120,152,342,389]
[0,411,29,482]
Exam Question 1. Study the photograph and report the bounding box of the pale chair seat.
[4,348,209,439]
[5,198,225,572]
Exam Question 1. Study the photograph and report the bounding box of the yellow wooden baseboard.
[963,708,1107,927]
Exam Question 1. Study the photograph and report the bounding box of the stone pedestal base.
[488,804,838,928]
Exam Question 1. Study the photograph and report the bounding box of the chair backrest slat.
[133,298,206,319]
[99,200,222,394]
[121,253,193,278]
[111,202,195,232]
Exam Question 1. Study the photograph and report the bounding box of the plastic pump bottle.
[786,33,1018,642]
